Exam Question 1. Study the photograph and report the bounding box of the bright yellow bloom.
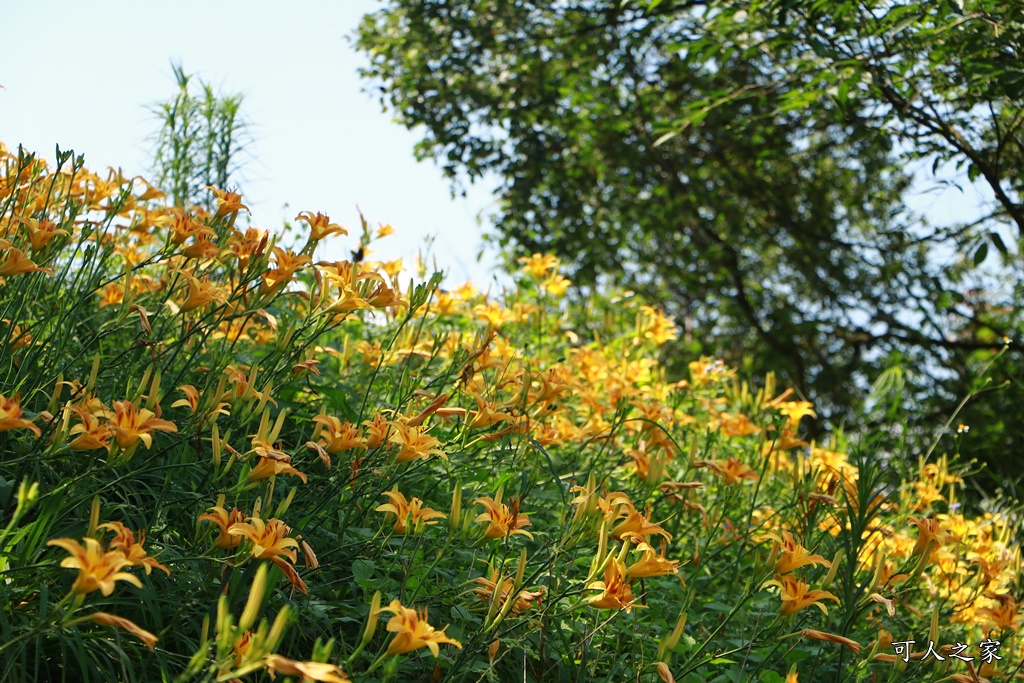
[763,574,839,616]
[474,495,533,540]
[110,401,177,450]
[264,654,351,683]
[587,558,638,611]
[99,521,170,575]
[518,253,560,278]
[46,537,142,596]
[88,612,159,651]
[765,531,831,574]
[0,393,41,437]
[387,420,446,463]
[380,599,462,657]
[777,401,816,427]
[375,489,446,534]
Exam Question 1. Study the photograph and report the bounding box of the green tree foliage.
[150,63,250,210]
[357,0,1024,493]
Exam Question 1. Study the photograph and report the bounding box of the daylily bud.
[450,482,462,532]
[88,496,101,537]
[239,563,269,632]
[269,408,288,443]
[657,611,687,661]
[266,604,291,652]
[48,373,63,415]
[86,353,101,394]
[216,594,232,642]
[929,604,939,646]
[361,591,382,647]
[821,548,843,589]
[866,550,886,595]
[146,369,162,411]
[515,548,527,588]
[276,486,297,517]
[212,424,222,469]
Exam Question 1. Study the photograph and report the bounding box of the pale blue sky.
[0,0,500,286]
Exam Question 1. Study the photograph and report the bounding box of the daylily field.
[0,142,1021,682]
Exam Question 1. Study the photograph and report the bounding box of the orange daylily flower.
[110,401,177,450]
[182,232,220,260]
[0,243,53,277]
[264,654,351,683]
[908,516,958,557]
[471,569,544,614]
[363,413,389,449]
[376,489,446,534]
[380,599,462,657]
[977,593,1022,633]
[14,215,68,251]
[587,558,639,611]
[87,612,159,651]
[799,629,862,654]
[228,514,307,594]
[68,409,114,450]
[178,272,228,313]
[199,503,247,549]
[763,574,840,616]
[765,531,831,574]
[308,415,367,455]
[207,186,249,217]
[296,211,347,242]
[625,539,680,579]
[474,495,533,540]
[0,393,41,437]
[705,457,760,485]
[168,210,214,245]
[387,420,447,463]
[609,508,671,542]
[46,536,142,596]
[247,453,308,484]
[260,247,312,295]
[99,521,170,575]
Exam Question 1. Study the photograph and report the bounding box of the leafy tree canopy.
[357,0,1024,492]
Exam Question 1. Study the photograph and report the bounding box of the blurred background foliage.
[356,0,1024,498]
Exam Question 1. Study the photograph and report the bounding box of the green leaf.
[352,559,375,585]
[973,241,989,266]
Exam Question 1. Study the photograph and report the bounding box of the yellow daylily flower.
[380,599,462,657]
[46,537,142,596]
[474,495,533,540]
[763,573,839,616]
